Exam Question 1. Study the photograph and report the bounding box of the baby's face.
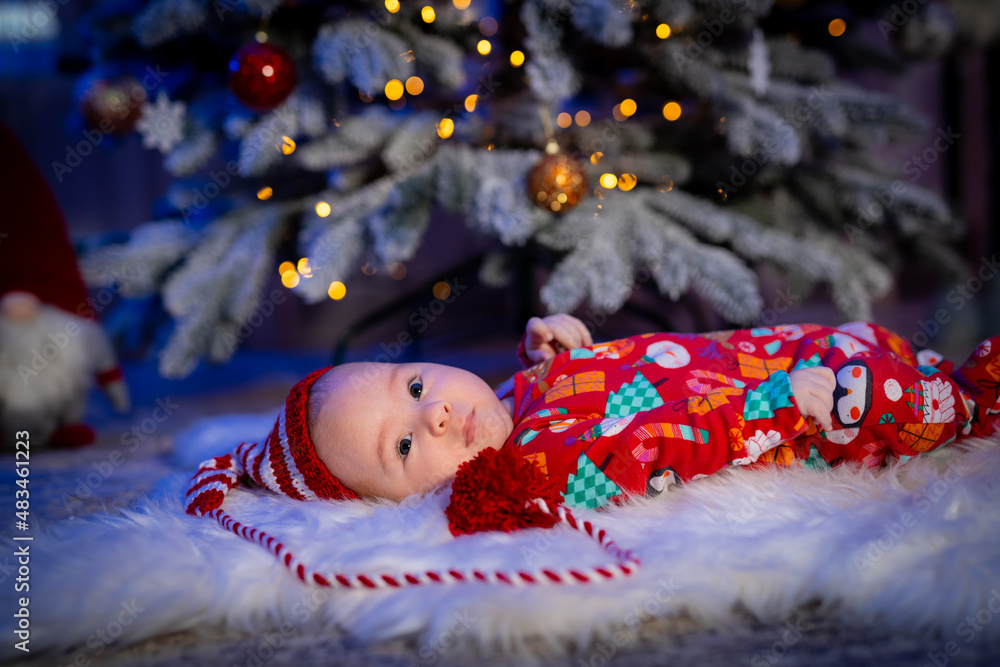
[312,362,515,502]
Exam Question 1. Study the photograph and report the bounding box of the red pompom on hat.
[446,445,564,536]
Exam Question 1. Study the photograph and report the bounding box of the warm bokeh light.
[278,261,294,276]
[556,112,572,128]
[297,258,312,275]
[328,281,347,300]
[359,90,374,103]
[405,76,424,95]
[280,136,295,154]
[433,281,451,300]
[575,110,591,126]
[464,94,478,112]
[421,6,436,22]
[385,0,400,12]
[662,101,682,121]
[479,17,498,36]
[453,0,471,9]
[437,117,455,138]
[477,39,492,55]
[281,271,300,288]
[620,99,637,117]
[828,18,846,37]
[261,65,274,78]
[618,173,637,191]
[255,31,268,44]
[600,173,618,189]
[257,186,273,200]
[590,152,603,165]
[612,104,626,122]
[384,79,404,100]
[656,23,671,39]
[315,201,331,217]
[388,262,407,280]
[510,50,525,67]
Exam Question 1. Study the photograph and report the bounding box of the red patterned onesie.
[494,322,1000,510]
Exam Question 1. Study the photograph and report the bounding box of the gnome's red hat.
[0,123,129,446]
[186,368,640,589]
[0,123,91,316]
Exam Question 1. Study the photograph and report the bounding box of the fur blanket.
[4,414,1000,662]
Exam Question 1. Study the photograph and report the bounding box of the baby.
[306,315,842,504]
[187,316,1000,517]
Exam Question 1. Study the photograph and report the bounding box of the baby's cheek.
[481,411,511,447]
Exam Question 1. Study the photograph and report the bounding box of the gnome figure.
[0,123,130,448]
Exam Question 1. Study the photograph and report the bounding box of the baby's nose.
[427,401,451,434]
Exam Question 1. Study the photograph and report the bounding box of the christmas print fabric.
[497,322,979,510]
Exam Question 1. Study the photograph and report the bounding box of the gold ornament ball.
[527,153,588,213]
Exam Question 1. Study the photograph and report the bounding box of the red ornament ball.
[229,42,298,112]
[79,76,147,135]
[527,152,588,213]
[445,445,564,536]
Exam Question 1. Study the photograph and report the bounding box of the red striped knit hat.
[185,367,358,519]
[185,367,640,588]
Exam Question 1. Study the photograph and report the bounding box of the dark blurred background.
[1,0,998,436]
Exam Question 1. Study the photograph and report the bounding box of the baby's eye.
[397,436,411,460]
[408,379,423,400]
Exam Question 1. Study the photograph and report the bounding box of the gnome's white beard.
[0,305,98,440]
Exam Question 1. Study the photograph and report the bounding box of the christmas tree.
[76,0,968,377]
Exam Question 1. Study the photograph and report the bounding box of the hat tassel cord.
[206,499,641,588]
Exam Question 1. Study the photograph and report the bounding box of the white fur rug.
[5,415,1000,661]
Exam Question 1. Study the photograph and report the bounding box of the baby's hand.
[525,314,593,363]
[788,367,836,432]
